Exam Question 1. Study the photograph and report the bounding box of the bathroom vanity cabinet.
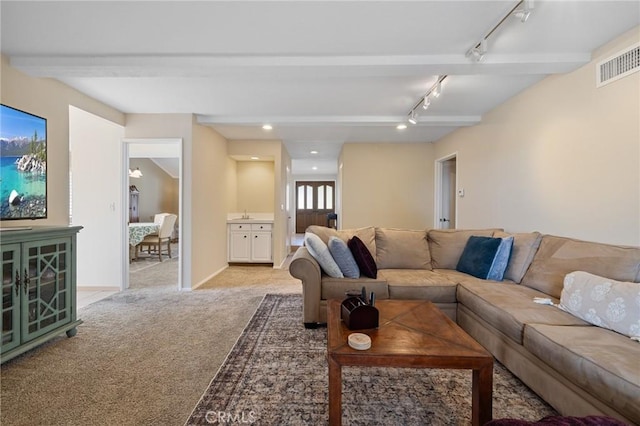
[227,221,272,263]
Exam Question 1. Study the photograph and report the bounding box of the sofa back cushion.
[307,225,377,261]
[494,231,543,283]
[375,228,431,270]
[427,229,502,269]
[521,235,640,298]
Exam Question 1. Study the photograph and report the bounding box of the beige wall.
[129,158,179,222]
[191,120,230,286]
[434,27,640,246]
[340,143,435,229]
[235,161,275,213]
[1,54,124,226]
[226,157,238,213]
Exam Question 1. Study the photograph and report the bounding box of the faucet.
[242,209,249,219]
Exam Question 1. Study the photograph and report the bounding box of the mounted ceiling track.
[406,0,533,125]
[466,0,533,63]
[406,75,448,125]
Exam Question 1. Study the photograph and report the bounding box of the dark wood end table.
[327,299,493,426]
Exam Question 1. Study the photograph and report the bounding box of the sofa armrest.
[289,246,323,326]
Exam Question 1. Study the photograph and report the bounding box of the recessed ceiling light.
[251,156,259,160]
[397,124,407,130]
[312,166,318,170]
[310,150,319,155]
[262,124,273,130]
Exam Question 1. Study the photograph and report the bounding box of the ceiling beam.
[10,53,591,78]
[197,115,482,127]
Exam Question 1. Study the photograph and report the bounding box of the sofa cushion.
[456,279,589,344]
[428,228,502,269]
[520,235,640,299]
[456,236,512,280]
[494,231,543,283]
[375,228,431,270]
[320,276,389,300]
[559,271,640,340]
[348,236,377,279]
[307,225,377,261]
[328,236,360,279]
[379,269,458,302]
[524,324,640,422]
[304,232,343,278]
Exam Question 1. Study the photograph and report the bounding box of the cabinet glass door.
[21,238,72,342]
[1,244,21,352]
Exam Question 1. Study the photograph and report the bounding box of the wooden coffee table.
[327,299,493,426]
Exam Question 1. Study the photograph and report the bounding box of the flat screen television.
[0,104,47,221]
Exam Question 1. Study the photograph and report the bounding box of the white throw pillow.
[559,271,640,341]
[304,232,344,278]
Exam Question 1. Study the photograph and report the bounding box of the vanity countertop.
[226,212,274,224]
[226,218,274,224]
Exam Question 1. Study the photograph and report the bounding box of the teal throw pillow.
[304,232,344,278]
[328,236,360,279]
[456,236,513,281]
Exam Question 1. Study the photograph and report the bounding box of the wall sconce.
[129,168,143,178]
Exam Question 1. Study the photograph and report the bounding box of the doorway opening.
[122,138,183,291]
[435,153,457,229]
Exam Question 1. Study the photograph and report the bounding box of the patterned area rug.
[187,294,556,425]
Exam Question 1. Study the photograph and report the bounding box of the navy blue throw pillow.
[456,236,503,279]
[348,236,377,279]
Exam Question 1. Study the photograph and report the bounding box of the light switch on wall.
[458,188,465,197]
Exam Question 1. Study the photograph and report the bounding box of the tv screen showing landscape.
[0,104,47,220]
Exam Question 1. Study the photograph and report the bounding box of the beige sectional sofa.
[289,226,640,424]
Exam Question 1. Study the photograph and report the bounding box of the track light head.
[408,111,418,125]
[432,81,442,98]
[422,96,431,110]
[514,0,533,23]
[466,39,487,62]
[514,9,531,22]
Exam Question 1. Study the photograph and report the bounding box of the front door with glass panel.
[295,181,335,233]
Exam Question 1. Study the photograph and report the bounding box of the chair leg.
[167,240,172,259]
[158,242,162,262]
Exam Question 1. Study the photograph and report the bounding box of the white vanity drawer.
[229,223,250,231]
[251,223,272,231]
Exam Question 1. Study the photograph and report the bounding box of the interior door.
[437,156,457,229]
[295,181,335,233]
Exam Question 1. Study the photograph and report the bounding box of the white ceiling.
[2,1,639,175]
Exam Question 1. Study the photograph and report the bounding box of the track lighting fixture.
[403,0,533,130]
[514,0,533,23]
[404,75,447,127]
[466,39,488,62]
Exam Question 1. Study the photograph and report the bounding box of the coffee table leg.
[472,364,493,426]
[328,356,342,426]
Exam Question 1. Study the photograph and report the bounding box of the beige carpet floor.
[0,258,300,426]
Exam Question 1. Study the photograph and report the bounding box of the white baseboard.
[77,286,120,292]
[190,264,229,290]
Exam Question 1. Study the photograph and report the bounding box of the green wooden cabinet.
[1,226,82,363]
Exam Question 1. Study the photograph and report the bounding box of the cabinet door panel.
[251,232,272,262]
[22,238,72,341]
[229,232,251,262]
[1,244,21,352]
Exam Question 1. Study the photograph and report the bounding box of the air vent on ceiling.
[596,42,640,87]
